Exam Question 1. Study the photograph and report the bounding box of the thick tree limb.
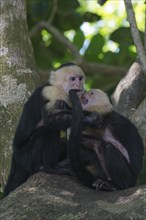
[112,62,146,148]
[0,173,145,220]
[80,60,126,76]
[124,0,146,76]
[131,98,146,148]
[112,62,146,117]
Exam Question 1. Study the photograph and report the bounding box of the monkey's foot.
[92,178,116,191]
[54,159,74,175]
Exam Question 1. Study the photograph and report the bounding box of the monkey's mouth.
[71,89,82,95]
[81,96,88,105]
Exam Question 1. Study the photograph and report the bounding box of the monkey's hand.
[82,135,102,149]
[43,109,72,131]
[83,111,103,128]
[54,100,71,111]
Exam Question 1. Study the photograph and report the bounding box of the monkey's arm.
[42,100,72,131]
[81,136,117,191]
[83,111,103,128]
[81,136,111,180]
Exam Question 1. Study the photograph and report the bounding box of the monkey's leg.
[82,136,111,180]
[104,143,135,189]
[82,136,117,191]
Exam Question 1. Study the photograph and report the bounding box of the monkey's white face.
[63,73,84,95]
[49,65,85,95]
[81,89,113,113]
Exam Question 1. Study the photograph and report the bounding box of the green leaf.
[57,0,80,14]
[82,12,100,22]
[111,27,134,46]
[27,0,53,27]
[73,30,85,50]
[85,34,105,62]
[53,12,83,31]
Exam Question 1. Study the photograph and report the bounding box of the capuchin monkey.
[3,63,87,198]
[68,89,144,191]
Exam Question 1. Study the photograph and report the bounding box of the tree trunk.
[0,0,40,190]
[112,62,146,149]
[0,173,145,220]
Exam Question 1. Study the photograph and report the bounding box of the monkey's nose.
[82,96,88,105]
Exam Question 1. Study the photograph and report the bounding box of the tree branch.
[47,0,58,24]
[0,173,146,220]
[112,61,146,117]
[80,59,126,76]
[29,21,81,60]
[30,22,126,76]
[124,0,146,76]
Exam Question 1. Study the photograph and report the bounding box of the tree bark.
[0,173,145,220]
[112,62,146,148]
[0,0,40,190]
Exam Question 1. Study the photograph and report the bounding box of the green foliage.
[27,0,53,28]
[85,33,105,62]
[82,12,101,22]
[27,0,145,90]
[111,27,134,46]
[73,30,85,50]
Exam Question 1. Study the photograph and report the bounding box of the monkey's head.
[49,63,85,95]
[81,89,113,114]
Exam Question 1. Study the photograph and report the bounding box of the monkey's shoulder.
[42,84,69,104]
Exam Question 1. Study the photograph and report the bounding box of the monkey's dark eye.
[79,76,83,81]
[90,92,94,95]
[70,77,76,81]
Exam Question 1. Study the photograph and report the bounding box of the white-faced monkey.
[68,89,144,191]
[3,63,86,197]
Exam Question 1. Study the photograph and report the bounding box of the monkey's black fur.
[3,86,72,198]
[68,91,144,190]
[56,62,75,70]
[68,90,97,187]
[3,63,79,198]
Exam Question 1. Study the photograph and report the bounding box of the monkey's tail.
[68,90,95,188]
[2,156,28,198]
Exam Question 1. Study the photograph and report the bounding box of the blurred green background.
[27,0,145,92]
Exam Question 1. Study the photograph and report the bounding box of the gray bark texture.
[0,0,40,189]
[112,62,146,149]
[0,173,146,220]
